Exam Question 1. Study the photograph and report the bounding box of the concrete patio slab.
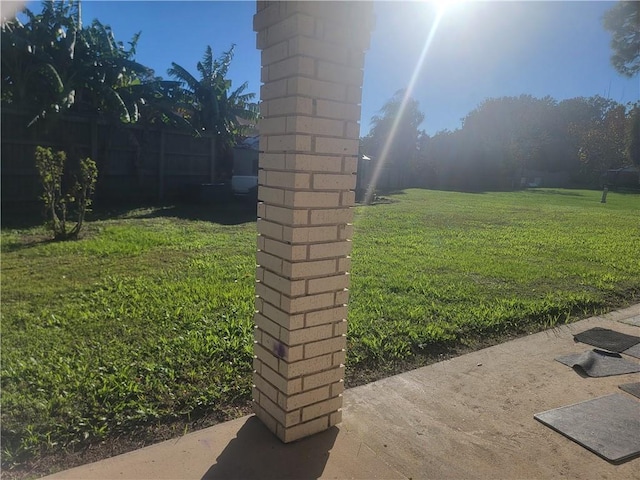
[46,307,640,480]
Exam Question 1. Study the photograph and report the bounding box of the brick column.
[252,1,373,443]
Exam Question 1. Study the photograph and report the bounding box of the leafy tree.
[1,0,165,126]
[626,102,640,168]
[361,89,425,191]
[602,1,640,77]
[168,45,258,178]
[35,145,97,240]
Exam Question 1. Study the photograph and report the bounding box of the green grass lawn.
[2,189,639,471]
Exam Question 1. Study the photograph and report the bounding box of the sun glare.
[364,4,449,203]
[429,0,467,16]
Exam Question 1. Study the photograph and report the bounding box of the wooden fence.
[1,109,217,207]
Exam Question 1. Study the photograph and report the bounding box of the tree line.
[361,1,640,192]
[361,92,639,192]
[1,0,258,177]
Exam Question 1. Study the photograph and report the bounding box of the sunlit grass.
[1,189,639,470]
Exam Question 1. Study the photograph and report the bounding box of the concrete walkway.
[47,304,640,480]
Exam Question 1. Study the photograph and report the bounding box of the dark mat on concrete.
[573,327,640,353]
[619,382,640,399]
[622,342,640,359]
[534,393,640,463]
[555,350,640,377]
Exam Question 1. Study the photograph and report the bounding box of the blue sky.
[22,1,640,135]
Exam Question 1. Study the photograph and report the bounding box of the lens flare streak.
[364,9,446,204]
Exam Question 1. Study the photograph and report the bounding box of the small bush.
[34,146,98,240]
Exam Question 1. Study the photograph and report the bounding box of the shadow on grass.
[202,416,337,480]
[2,199,257,231]
[126,201,257,226]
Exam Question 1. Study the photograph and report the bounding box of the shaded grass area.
[2,189,639,475]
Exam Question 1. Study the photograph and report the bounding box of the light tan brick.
[254,371,279,403]
[315,99,361,121]
[256,281,282,307]
[267,134,312,152]
[255,342,280,372]
[263,237,307,261]
[335,289,349,305]
[283,225,338,243]
[258,185,285,205]
[281,292,335,314]
[260,391,287,425]
[262,205,308,226]
[333,320,347,336]
[257,219,284,240]
[285,409,301,427]
[316,60,364,86]
[281,323,333,346]
[267,56,315,81]
[265,13,315,47]
[256,251,282,274]
[343,156,358,174]
[278,415,328,443]
[286,154,343,173]
[261,363,302,395]
[260,78,288,100]
[262,270,306,297]
[287,77,346,102]
[263,302,305,331]
[284,259,338,279]
[312,173,356,191]
[305,306,348,327]
[253,402,277,433]
[302,365,345,390]
[253,357,262,374]
[279,352,333,378]
[257,201,267,219]
[287,116,344,137]
[264,96,313,117]
[288,35,348,64]
[259,153,286,170]
[260,40,289,66]
[265,171,311,189]
[259,116,287,135]
[338,223,353,240]
[307,273,349,294]
[304,336,346,359]
[260,330,303,362]
[347,84,363,104]
[255,312,281,340]
[284,191,341,209]
[301,396,342,422]
[314,137,359,156]
[308,241,352,260]
[329,409,343,427]
[345,121,361,140]
[333,350,346,366]
[279,385,330,410]
[337,256,351,273]
[340,190,356,207]
[309,208,353,225]
[331,380,345,397]
[252,2,283,32]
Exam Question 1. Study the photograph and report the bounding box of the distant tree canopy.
[361,93,638,192]
[360,89,425,183]
[602,1,640,78]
